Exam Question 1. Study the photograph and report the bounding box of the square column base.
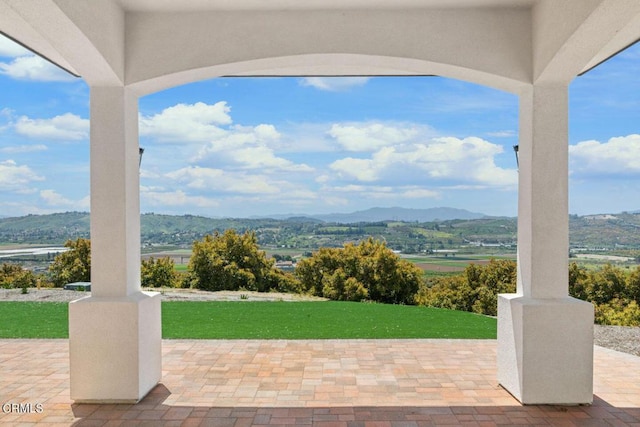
[498,294,594,405]
[69,291,162,403]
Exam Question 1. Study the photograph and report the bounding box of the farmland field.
[402,253,516,276]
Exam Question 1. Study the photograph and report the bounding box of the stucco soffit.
[124,8,532,95]
[533,0,640,85]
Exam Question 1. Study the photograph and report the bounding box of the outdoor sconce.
[513,145,519,169]
[139,147,145,167]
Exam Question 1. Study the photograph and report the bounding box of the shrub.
[48,238,91,287]
[416,259,516,316]
[141,256,180,288]
[186,230,300,292]
[595,299,640,326]
[295,238,422,304]
[0,263,38,289]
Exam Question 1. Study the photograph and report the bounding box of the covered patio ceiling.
[1,0,639,94]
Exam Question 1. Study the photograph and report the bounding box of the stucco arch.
[123,7,532,96]
[130,53,527,97]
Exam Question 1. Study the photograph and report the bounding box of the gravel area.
[2,288,638,357]
[594,325,640,357]
[0,287,327,303]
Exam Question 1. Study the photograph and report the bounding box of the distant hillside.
[570,212,640,248]
[311,207,486,223]
[1,210,640,250]
[0,211,90,243]
[257,207,486,223]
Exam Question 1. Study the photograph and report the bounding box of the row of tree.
[418,260,640,326]
[1,233,423,306]
[3,233,640,325]
[415,259,516,316]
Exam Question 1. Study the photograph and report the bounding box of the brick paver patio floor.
[1,339,639,426]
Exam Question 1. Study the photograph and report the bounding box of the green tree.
[141,256,179,288]
[625,265,640,303]
[187,230,299,292]
[587,263,627,305]
[295,238,422,304]
[49,238,91,287]
[415,275,472,311]
[416,259,516,316]
[595,299,640,326]
[569,262,589,300]
[468,260,516,316]
[0,263,38,289]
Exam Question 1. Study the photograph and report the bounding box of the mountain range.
[256,207,487,223]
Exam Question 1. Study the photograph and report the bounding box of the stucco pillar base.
[497,294,594,405]
[69,291,161,403]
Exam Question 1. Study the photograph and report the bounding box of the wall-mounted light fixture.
[139,148,145,167]
[513,145,519,169]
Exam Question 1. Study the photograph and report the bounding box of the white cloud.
[166,166,281,195]
[326,184,440,200]
[570,134,640,176]
[15,113,89,140]
[401,188,440,198]
[0,55,76,82]
[0,36,31,57]
[0,160,44,191]
[487,130,516,138]
[330,157,379,181]
[0,144,47,154]
[194,123,313,172]
[142,189,220,208]
[39,189,81,208]
[329,136,517,187]
[328,123,421,152]
[300,77,370,92]
[139,102,231,143]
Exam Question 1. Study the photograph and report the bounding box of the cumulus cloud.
[0,160,44,191]
[329,136,517,187]
[330,157,379,181]
[328,123,421,152]
[194,123,313,172]
[166,166,281,195]
[300,77,370,91]
[15,113,89,140]
[139,102,232,143]
[570,134,640,176]
[0,55,76,82]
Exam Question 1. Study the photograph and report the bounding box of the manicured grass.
[0,302,69,338]
[161,301,496,339]
[0,301,497,339]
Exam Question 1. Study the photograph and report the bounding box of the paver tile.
[0,340,639,425]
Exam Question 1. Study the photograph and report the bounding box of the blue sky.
[1,34,639,218]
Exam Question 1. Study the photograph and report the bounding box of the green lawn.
[0,301,496,339]
[0,302,69,338]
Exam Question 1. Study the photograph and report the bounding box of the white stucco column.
[498,84,594,404]
[68,86,161,403]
